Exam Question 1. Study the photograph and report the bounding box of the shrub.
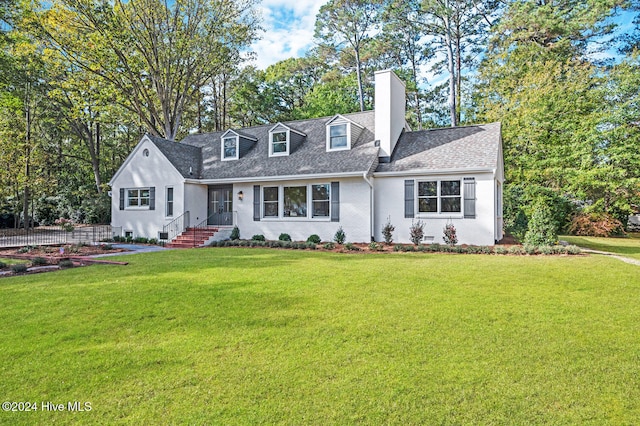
[17,246,36,254]
[0,261,6,269]
[55,217,75,232]
[368,242,383,251]
[524,201,558,246]
[31,257,48,266]
[251,234,265,241]
[393,244,404,252]
[524,244,538,255]
[230,226,240,240]
[323,242,335,250]
[334,227,346,244]
[538,245,553,255]
[566,245,581,255]
[58,260,74,268]
[344,242,360,251]
[508,245,526,255]
[305,242,317,250]
[494,246,508,255]
[278,233,292,242]
[382,216,395,245]
[409,220,425,245]
[134,237,149,244]
[101,244,113,250]
[11,263,28,273]
[306,234,321,244]
[401,244,415,252]
[443,223,458,246]
[148,239,158,245]
[428,243,441,252]
[569,212,625,237]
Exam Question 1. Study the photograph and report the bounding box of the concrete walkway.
[91,244,172,258]
[578,248,640,266]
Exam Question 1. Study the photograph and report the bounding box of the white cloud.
[249,0,326,69]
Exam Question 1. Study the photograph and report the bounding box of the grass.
[560,233,640,260]
[1,248,639,424]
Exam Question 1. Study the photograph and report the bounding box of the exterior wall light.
[237,191,244,201]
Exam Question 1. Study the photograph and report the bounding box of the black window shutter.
[464,178,476,218]
[253,185,260,221]
[331,182,340,222]
[404,180,414,218]
[149,187,156,210]
[119,188,125,210]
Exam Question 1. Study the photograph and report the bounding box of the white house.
[109,70,504,246]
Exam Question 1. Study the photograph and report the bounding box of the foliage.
[344,242,360,251]
[58,259,74,268]
[11,263,28,273]
[323,242,335,250]
[306,234,321,244]
[381,216,395,245]
[569,212,625,237]
[443,223,458,246]
[278,233,292,242]
[251,234,265,241]
[409,220,424,245]
[524,201,559,246]
[368,241,383,251]
[54,217,74,232]
[30,257,48,266]
[333,227,346,244]
[230,226,240,240]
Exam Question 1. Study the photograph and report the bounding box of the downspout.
[363,171,374,242]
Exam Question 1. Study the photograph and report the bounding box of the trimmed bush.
[566,245,581,255]
[58,260,74,268]
[31,257,48,266]
[368,242,383,251]
[344,242,360,251]
[305,242,317,250]
[306,234,321,244]
[11,264,28,273]
[323,242,335,250]
[0,261,6,269]
[230,226,240,240]
[494,246,508,255]
[334,227,346,244]
[278,233,292,242]
[409,220,425,245]
[524,201,558,246]
[382,217,395,245]
[251,234,265,241]
[509,245,526,255]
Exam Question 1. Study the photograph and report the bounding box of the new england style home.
[109,70,504,246]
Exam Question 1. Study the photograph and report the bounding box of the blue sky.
[250,2,638,70]
[250,0,327,69]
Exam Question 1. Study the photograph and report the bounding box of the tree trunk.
[444,13,457,127]
[455,16,462,125]
[355,47,365,112]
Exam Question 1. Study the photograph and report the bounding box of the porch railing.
[161,211,190,243]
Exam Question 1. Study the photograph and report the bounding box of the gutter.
[363,171,374,241]
[373,167,495,178]
[184,171,366,185]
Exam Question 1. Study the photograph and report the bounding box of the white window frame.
[311,183,331,218]
[269,128,290,157]
[261,184,331,220]
[165,186,174,217]
[262,186,279,218]
[326,123,351,152]
[221,134,239,161]
[126,187,151,210]
[416,179,463,217]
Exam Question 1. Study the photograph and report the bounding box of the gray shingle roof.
[375,123,501,173]
[144,117,501,180]
[181,111,378,180]
[146,133,202,178]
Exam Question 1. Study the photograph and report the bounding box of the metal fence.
[0,225,116,248]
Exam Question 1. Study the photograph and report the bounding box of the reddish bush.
[569,212,625,237]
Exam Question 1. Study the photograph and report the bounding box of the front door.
[208,185,233,226]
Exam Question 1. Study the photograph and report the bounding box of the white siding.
[374,173,497,246]
[235,177,372,242]
[110,138,185,239]
[184,183,208,226]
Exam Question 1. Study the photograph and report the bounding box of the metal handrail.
[162,211,190,242]
[183,211,237,247]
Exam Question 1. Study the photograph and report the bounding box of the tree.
[41,0,259,140]
[315,0,381,112]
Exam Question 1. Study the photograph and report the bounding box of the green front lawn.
[561,233,640,260]
[1,249,639,424]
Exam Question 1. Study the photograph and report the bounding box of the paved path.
[91,244,172,258]
[579,248,640,266]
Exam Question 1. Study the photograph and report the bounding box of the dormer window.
[329,124,348,150]
[271,130,288,156]
[325,115,362,152]
[222,136,238,160]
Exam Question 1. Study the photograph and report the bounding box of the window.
[222,136,238,160]
[312,184,330,217]
[418,180,461,214]
[271,131,288,156]
[127,188,150,208]
[263,187,279,217]
[166,187,174,217]
[329,124,348,150]
[284,186,307,217]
